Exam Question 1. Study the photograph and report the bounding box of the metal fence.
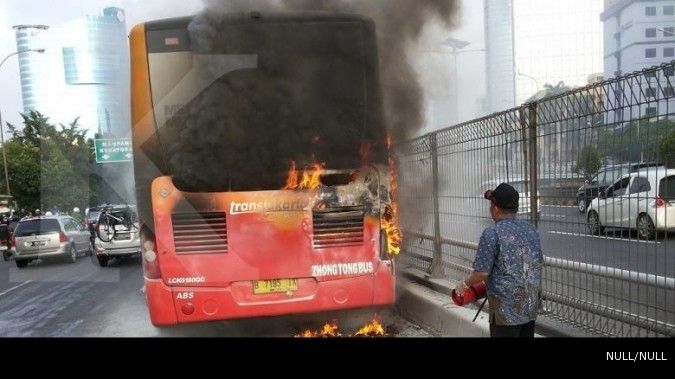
[395,61,675,337]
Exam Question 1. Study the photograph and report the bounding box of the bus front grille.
[312,206,365,249]
[171,212,228,254]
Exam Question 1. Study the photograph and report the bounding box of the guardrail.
[395,61,675,337]
[401,231,675,336]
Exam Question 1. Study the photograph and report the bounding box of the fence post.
[428,133,444,278]
[528,103,539,228]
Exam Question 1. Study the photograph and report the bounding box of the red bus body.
[144,176,395,326]
[131,13,397,326]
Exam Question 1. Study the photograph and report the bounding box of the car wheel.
[15,260,29,268]
[587,211,604,235]
[97,255,109,267]
[67,244,77,264]
[578,198,587,213]
[637,214,656,240]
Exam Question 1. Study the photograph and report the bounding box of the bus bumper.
[144,262,395,327]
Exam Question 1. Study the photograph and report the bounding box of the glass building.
[484,0,604,112]
[14,7,130,139]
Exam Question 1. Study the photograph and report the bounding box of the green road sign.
[94,139,133,163]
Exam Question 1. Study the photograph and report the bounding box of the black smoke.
[203,0,460,141]
[157,1,459,192]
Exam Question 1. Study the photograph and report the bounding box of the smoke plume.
[154,1,460,192]
[203,0,460,141]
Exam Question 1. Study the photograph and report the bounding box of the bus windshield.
[146,16,387,192]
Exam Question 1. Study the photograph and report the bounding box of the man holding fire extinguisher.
[454,183,544,338]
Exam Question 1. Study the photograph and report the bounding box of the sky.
[0,0,204,129]
[0,0,484,134]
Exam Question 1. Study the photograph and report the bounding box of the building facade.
[602,0,675,77]
[14,7,130,139]
[484,0,605,113]
[601,0,674,128]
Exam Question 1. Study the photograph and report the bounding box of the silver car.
[11,216,92,268]
[93,206,141,267]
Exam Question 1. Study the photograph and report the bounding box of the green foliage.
[598,119,675,164]
[1,111,96,211]
[660,128,675,168]
[573,145,602,180]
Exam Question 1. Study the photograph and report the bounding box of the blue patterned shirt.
[472,217,544,326]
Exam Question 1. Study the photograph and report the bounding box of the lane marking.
[547,231,662,245]
[542,214,568,219]
[0,280,33,298]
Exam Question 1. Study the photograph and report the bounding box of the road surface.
[0,255,430,337]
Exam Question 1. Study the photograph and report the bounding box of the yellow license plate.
[253,279,298,294]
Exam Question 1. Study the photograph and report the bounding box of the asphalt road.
[433,205,674,277]
[0,255,430,337]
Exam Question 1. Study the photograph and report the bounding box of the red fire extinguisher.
[451,282,487,306]
[451,282,489,322]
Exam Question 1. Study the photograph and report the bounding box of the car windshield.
[14,219,61,237]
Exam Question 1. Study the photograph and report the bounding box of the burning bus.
[130,11,400,326]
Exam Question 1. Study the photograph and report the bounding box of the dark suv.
[576,163,664,212]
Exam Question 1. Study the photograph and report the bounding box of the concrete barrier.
[396,269,568,337]
[396,277,491,337]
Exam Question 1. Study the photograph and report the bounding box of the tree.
[1,111,95,212]
[660,128,675,168]
[526,81,572,103]
[598,119,675,164]
[573,145,602,180]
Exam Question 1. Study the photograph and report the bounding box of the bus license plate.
[253,279,298,294]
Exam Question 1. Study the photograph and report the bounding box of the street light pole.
[517,70,540,92]
[0,48,46,196]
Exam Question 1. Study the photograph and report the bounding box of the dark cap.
[484,183,519,211]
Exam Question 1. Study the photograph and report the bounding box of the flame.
[295,316,386,338]
[283,161,325,190]
[382,155,402,256]
[295,322,341,338]
[353,317,386,337]
[359,141,373,165]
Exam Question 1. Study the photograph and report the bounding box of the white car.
[92,205,141,267]
[586,168,675,239]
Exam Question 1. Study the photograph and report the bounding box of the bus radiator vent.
[171,212,228,254]
[312,206,365,249]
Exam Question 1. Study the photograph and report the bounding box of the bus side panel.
[130,24,165,233]
[145,278,179,326]
[373,261,396,305]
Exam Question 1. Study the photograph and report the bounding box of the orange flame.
[295,322,341,338]
[359,141,373,165]
[382,155,402,255]
[354,317,386,337]
[295,316,386,338]
[283,161,325,190]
